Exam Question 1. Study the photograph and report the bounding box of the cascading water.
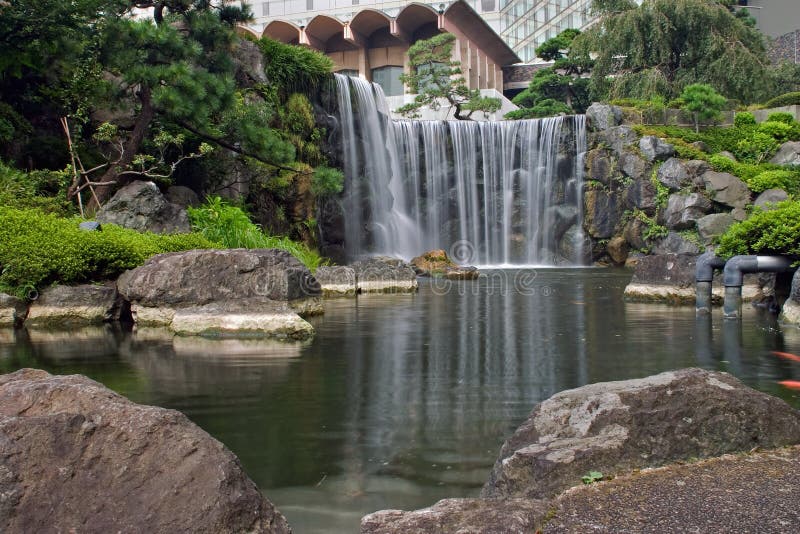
[332,73,587,266]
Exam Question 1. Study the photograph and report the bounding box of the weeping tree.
[396,33,501,120]
[572,0,772,104]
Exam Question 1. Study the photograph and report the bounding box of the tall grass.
[187,196,325,272]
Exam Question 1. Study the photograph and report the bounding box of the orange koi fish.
[772,351,800,363]
[778,380,800,390]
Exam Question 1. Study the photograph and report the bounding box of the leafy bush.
[747,170,800,194]
[0,161,74,215]
[735,131,780,163]
[764,92,800,108]
[758,121,793,142]
[767,112,796,125]
[311,166,344,197]
[716,201,800,258]
[734,112,756,127]
[258,38,333,92]
[187,196,326,271]
[708,154,766,183]
[0,207,215,297]
[505,98,571,119]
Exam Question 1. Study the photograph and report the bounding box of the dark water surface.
[3,268,800,532]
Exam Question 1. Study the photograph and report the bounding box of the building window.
[338,69,359,77]
[306,0,313,10]
[481,0,496,11]
[261,2,269,16]
[371,66,404,96]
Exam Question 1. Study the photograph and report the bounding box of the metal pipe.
[722,255,794,319]
[695,252,727,314]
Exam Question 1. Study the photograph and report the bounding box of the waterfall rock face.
[328,74,587,266]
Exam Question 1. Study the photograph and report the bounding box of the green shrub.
[716,201,800,258]
[734,112,756,127]
[764,92,800,108]
[0,161,74,215]
[766,112,796,125]
[734,131,780,163]
[758,120,793,142]
[747,169,800,194]
[505,98,571,119]
[311,166,344,197]
[188,196,326,271]
[258,38,333,91]
[0,207,215,297]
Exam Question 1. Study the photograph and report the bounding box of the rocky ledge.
[362,368,800,533]
[0,369,291,533]
[118,248,322,339]
[410,249,480,280]
[350,257,419,294]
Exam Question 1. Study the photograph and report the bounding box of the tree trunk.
[89,86,155,208]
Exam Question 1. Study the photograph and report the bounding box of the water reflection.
[2,269,800,533]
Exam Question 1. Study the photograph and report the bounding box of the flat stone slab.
[0,293,26,327]
[132,299,314,340]
[314,266,357,297]
[543,446,800,533]
[25,284,121,326]
[351,257,418,294]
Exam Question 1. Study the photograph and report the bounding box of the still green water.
[2,269,800,532]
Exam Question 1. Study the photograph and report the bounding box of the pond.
[2,268,800,533]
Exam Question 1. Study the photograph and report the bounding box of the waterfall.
[332,73,587,266]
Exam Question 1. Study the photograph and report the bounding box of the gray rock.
[623,177,657,214]
[232,38,268,85]
[0,369,290,533]
[607,236,629,265]
[584,189,622,239]
[546,205,579,243]
[622,218,647,251]
[652,232,702,255]
[702,171,751,209]
[639,136,675,162]
[627,254,697,288]
[78,221,101,232]
[558,224,591,265]
[25,284,122,327]
[718,151,737,161]
[664,193,713,230]
[783,270,800,325]
[697,213,735,243]
[165,185,200,208]
[314,266,357,297]
[585,103,623,132]
[731,208,748,221]
[96,181,191,234]
[0,293,26,327]
[361,498,549,534]
[169,299,315,339]
[618,152,648,180]
[596,125,639,155]
[586,148,615,186]
[657,158,689,191]
[755,188,789,209]
[350,257,418,293]
[685,159,712,186]
[481,368,800,500]
[770,141,800,166]
[690,141,710,153]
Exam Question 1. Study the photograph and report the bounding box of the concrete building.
[733,0,799,64]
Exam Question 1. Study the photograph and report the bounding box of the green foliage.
[634,210,669,242]
[681,84,727,131]
[764,92,800,108]
[511,30,592,118]
[735,131,780,164]
[716,201,800,258]
[397,34,500,120]
[734,112,756,128]
[0,161,74,215]
[311,167,344,198]
[757,121,794,143]
[577,0,771,103]
[258,38,333,92]
[581,471,605,485]
[767,112,796,125]
[747,170,800,194]
[707,154,765,182]
[187,196,325,271]
[0,206,214,297]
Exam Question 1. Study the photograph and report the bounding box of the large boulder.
[585,148,615,186]
[584,189,622,239]
[0,369,291,533]
[663,192,713,230]
[656,158,689,191]
[0,293,26,328]
[781,269,800,325]
[481,368,800,500]
[361,498,549,534]
[639,136,675,162]
[652,232,702,255]
[623,253,697,302]
[618,152,648,180]
[696,213,735,243]
[314,266,357,297]
[754,188,789,209]
[165,185,201,208]
[595,125,639,155]
[96,181,191,234]
[770,141,800,166]
[25,284,122,327]
[585,103,622,132]
[117,249,321,338]
[702,171,751,209]
[351,257,418,293]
